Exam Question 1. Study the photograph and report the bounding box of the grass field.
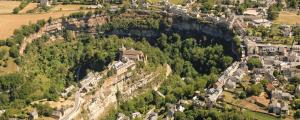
[243,110,280,120]
[148,0,161,4]
[0,46,18,75]
[169,0,186,5]
[223,91,238,103]
[0,10,88,40]
[0,1,21,14]
[0,58,18,75]
[275,11,300,25]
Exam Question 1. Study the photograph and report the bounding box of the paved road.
[60,91,81,120]
[60,73,101,120]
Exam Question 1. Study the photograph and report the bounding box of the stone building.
[29,111,38,120]
[269,100,289,115]
[40,0,51,6]
[112,58,136,76]
[119,46,146,61]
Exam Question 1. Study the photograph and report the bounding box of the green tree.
[174,111,187,120]
[267,5,280,20]
[34,103,53,117]
[13,7,20,14]
[294,109,300,119]
[239,91,247,99]
[247,57,262,70]
[246,84,263,96]
[295,99,300,109]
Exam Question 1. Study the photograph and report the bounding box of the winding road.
[60,73,101,120]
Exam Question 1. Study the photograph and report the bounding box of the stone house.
[117,113,130,120]
[147,112,158,120]
[287,51,300,62]
[112,58,136,76]
[40,0,51,6]
[250,19,272,27]
[271,89,293,100]
[269,100,289,115]
[29,111,38,120]
[61,85,75,97]
[132,112,141,119]
[282,67,300,79]
[225,79,236,89]
[280,25,292,37]
[119,46,146,62]
[51,110,62,119]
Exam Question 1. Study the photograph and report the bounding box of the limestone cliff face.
[106,29,160,39]
[170,17,233,41]
[101,16,233,42]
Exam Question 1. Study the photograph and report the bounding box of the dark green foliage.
[33,103,54,117]
[295,109,300,119]
[294,99,300,109]
[12,0,32,14]
[68,12,86,18]
[201,1,214,13]
[246,84,263,96]
[287,0,300,9]
[99,17,160,32]
[13,7,20,14]
[9,45,19,58]
[174,111,187,120]
[0,73,24,93]
[247,57,262,70]
[294,27,300,44]
[289,75,300,85]
[239,91,247,99]
[267,4,281,20]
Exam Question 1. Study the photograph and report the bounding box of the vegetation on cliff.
[0,12,237,118]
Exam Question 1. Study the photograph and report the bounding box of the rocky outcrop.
[170,18,233,41]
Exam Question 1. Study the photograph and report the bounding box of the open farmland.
[0,1,21,14]
[0,10,87,40]
[147,0,160,4]
[169,0,186,5]
[51,4,83,11]
[19,3,38,13]
[275,11,300,25]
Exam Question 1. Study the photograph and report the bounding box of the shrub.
[13,8,20,14]
[34,104,53,117]
[247,57,262,70]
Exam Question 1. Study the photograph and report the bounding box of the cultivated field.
[148,0,185,5]
[0,10,87,40]
[20,3,38,13]
[0,1,21,14]
[275,11,300,25]
[148,0,161,4]
[169,0,186,5]
[51,4,83,11]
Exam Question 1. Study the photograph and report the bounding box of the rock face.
[170,17,233,41]
[103,15,233,41]
[21,12,234,56]
[84,73,157,120]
